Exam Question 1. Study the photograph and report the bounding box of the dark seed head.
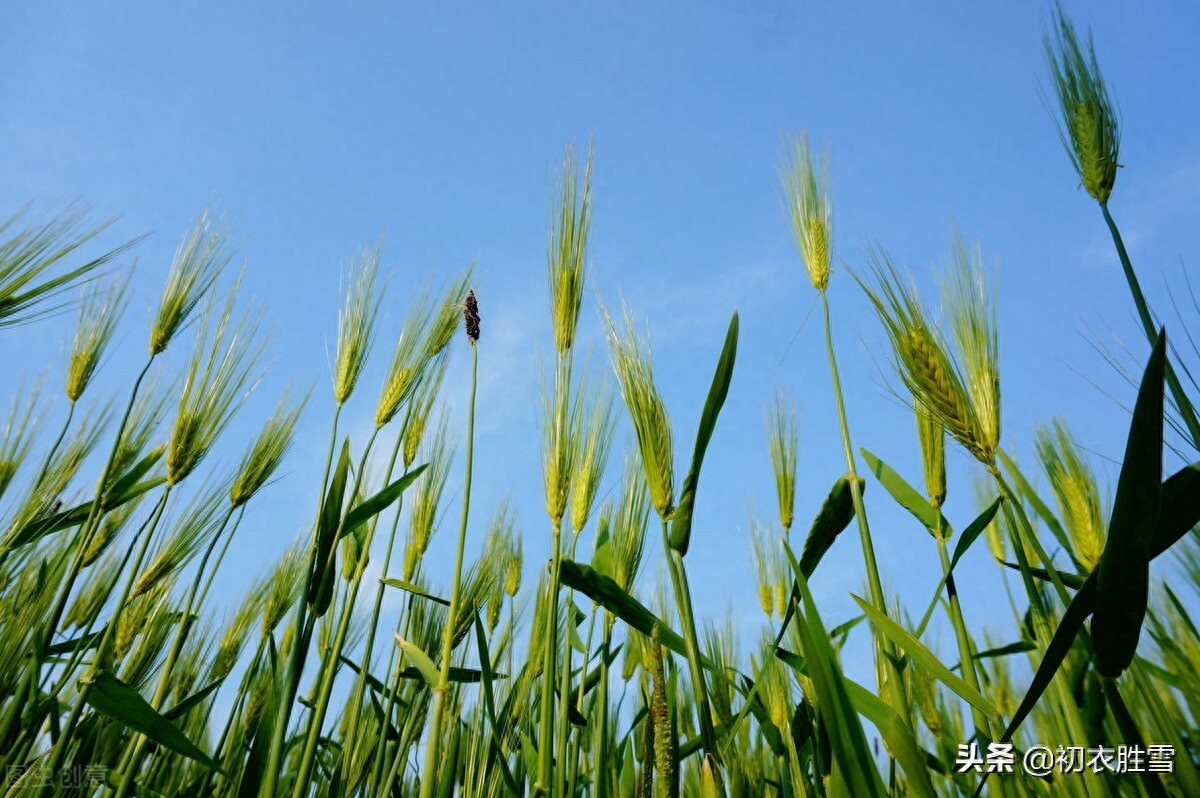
[463,289,481,343]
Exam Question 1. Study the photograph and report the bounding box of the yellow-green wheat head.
[782,132,833,292]
[1045,2,1121,203]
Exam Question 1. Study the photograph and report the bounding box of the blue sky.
[3,1,1199,692]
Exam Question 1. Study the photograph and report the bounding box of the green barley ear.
[0,204,136,328]
[570,372,617,534]
[611,452,650,593]
[263,539,306,636]
[604,301,674,520]
[548,139,593,354]
[231,391,305,507]
[107,388,169,493]
[333,241,384,405]
[150,210,232,355]
[402,353,448,469]
[859,247,994,467]
[915,403,946,510]
[767,389,798,532]
[403,412,455,581]
[67,272,129,403]
[376,287,437,428]
[0,382,43,499]
[483,505,515,630]
[134,476,228,598]
[1035,419,1105,571]
[167,286,263,485]
[944,234,1001,461]
[504,529,523,598]
[782,132,832,292]
[1045,1,1120,203]
[749,519,776,619]
[214,579,268,679]
[539,357,578,526]
[425,268,474,360]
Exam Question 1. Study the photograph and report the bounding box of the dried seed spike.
[463,289,481,343]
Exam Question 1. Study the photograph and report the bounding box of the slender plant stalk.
[113,504,240,797]
[1100,201,1200,447]
[37,485,173,796]
[340,430,407,775]
[419,345,478,798]
[290,428,381,797]
[662,521,718,769]
[31,358,154,680]
[819,292,907,713]
[260,403,343,798]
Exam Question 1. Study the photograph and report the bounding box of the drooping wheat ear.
[548,139,593,354]
[403,411,455,582]
[767,388,799,532]
[860,246,995,467]
[1035,419,1105,571]
[214,578,267,679]
[603,300,674,520]
[67,272,129,403]
[402,354,448,469]
[749,519,776,619]
[915,403,946,511]
[262,539,306,636]
[610,453,650,593]
[167,283,264,486]
[230,391,304,507]
[1045,1,1120,203]
[781,132,833,291]
[944,234,1001,459]
[570,371,617,534]
[425,268,474,359]
[333,242,384,405]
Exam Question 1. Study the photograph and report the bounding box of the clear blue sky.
[3,1,1199,686]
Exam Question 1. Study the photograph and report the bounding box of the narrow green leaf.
[380,577,450,606]
[1092,330,1165,677]
[914,496,1003,638]
[861,448,951,538]
[46,626,107,656]
[670,312,738,555]
[949,496,1003,572]
[163,677,225,722]
[236,634,278,798]
[782,544,886,798]
[558,559,704,668]
[394,634,439,687]
[1148,461,1200,558]
[971,641,1036,660]
[842,677,937,798]
[850,594,1000,726]
[308,438,351,615]
[341,464,427,539]
[471,615,520,796]
[395,666,492,684]
[82,670,222,772]
[998,561,1086,590]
